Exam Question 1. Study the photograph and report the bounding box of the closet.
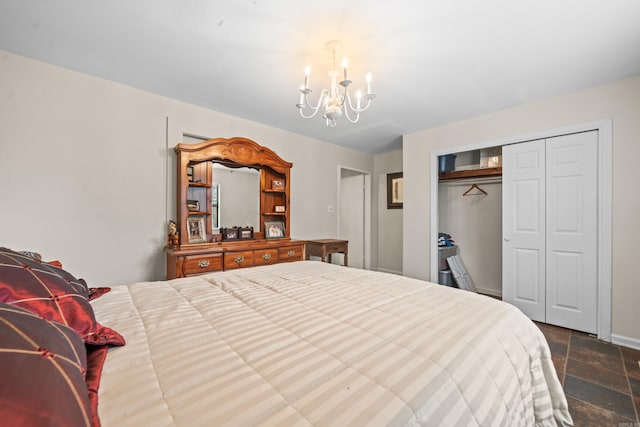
[437,131,599,334]
[437,150,503,296]
[502,131,598,334]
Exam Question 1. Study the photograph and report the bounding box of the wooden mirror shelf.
[164,137,305,279]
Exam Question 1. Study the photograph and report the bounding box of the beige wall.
[373,149,403,274]
[403,75,640,344]
[0,50,373,285]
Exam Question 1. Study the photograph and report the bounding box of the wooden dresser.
[165,240,305,278]
[164,137,305,279]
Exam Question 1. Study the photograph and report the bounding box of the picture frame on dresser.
[221,227,239,241]
[265,221,285,238]
[239,227,254,239]
[272,179,285,190]
[187,216,207,243]
[186,199,200,212]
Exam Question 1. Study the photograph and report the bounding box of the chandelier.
[296,40,375,127]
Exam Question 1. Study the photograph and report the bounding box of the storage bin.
[439,269,454,286]
[438,154,457,173]
[480,146,502,168]
[438,245,457,270]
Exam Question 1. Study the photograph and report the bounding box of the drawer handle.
[262,253,272,260]
[198,260,210,268]
[287,250,295,257]
[234,256,245,264]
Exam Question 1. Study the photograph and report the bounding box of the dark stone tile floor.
[536,322,640,425]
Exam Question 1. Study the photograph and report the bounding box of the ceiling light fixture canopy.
[296,40,375,127]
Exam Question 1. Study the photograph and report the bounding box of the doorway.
[338,167,371,269]
[429,119,612,340]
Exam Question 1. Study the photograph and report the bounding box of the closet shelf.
[439,167,502,181]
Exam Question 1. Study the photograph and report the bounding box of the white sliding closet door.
[503,131,598,333]
[502,139,546,322]
[545,132,598,333]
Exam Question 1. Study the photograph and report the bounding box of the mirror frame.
[174,137,292,247]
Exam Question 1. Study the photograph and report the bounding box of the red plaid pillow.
[0,247,124,346]
[0,303,94,426]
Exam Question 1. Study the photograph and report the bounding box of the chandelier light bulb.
[342,58,348,81]
[304,66,310,89]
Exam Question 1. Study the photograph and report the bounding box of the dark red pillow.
[16,251,110,300]
[85,344,109,427]
[88,287,111,301]
[0,303,94,426]
[0,247,124,346]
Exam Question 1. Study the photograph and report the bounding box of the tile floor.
[535,322,640,425]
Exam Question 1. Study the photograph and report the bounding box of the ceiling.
[1,1,639,154]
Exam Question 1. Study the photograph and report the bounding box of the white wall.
[0,50,373,285]
[403,75,640,344]
[373,149,403,274]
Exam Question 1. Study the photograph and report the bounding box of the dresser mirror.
[211,163,260,232]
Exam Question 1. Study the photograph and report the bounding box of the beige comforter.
[93,261,572,426]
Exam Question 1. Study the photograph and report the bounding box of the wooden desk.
[305,239,348,266]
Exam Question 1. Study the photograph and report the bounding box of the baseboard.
[611,333,640,350]
[376,268,403,276]
[476,287,502,298]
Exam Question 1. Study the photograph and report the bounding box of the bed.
[0,249,572,426]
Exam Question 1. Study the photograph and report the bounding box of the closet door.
[502,139,546,322]
[503,131,598,333]
[545,132,598,333]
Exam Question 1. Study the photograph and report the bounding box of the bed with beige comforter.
[93,261,572,426]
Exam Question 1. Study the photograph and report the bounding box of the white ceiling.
[1,1,639,154]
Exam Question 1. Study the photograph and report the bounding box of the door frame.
[337,165,372,269]
[428,119,612,341]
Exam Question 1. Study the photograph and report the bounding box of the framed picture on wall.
[187,215,206,243]
[387,172,403,209]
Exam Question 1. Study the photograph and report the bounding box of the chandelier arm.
[344,91,373,114]
[354,97,373,113]
[299,108,321,119]
[343,110,360,123]
[304,89,329,111]
[342,93,360,123]
[298,89,330,119]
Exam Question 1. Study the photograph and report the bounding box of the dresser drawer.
[278,245,304,262]
[254,248,279,266]
[224,251,254,270]
[181,254,223,276]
